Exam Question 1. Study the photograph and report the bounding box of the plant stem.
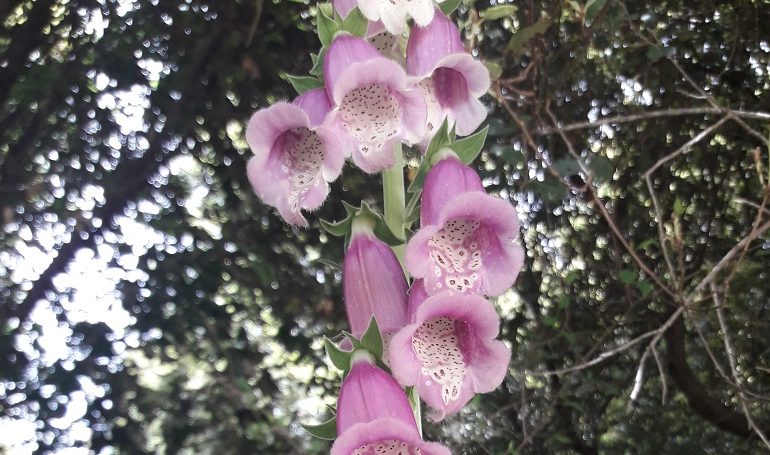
[383,142,406,262]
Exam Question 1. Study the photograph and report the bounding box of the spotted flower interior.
[340,83,403,158]
[274,126,325,210]
[353,440,422,455]
[411,316,467,405]
[427,219,484,293]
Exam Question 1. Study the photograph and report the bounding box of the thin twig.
[643,116,731,178]
[693,218,770,293]
[711,284,770,450]
[535,307,684,376]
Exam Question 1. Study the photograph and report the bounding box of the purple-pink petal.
[406,10,465,78]
[420,154,484,226]
[336,357,417,434]
[331,418,451,455]
[388,292,511,421]
[406,279,429,323]
[324,56,426,173]
[324,35,382,101]
[405,192,523,296]
[245,102,344,226]
[293,88,331,127]
[344,226,409,338]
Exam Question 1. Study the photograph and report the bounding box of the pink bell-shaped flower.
[406,11,490,142]
[323,35,426,173]
[246,88,345,226]
[344,217,409,339]
[405,192,524,296]
[388,292,511,421]
[420,151,484,226]
[331,351,451,455]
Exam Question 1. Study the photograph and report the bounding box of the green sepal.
[408,119,451,193]
[451,125,488,164]
[320,216,353,237]
[302,415,337,440]
[282,73,324,95]
[406,386,422,437]
[317,7,339,47]
[404,189,421,229]
[439,0,462,15]
[309,50,325,77]
[324,337,352,371]
[340,7,367,37]
[358,201,404,246]
[359,317,384,360]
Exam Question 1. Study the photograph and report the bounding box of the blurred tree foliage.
[1,0,769,453]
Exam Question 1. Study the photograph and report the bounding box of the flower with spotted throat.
[406,11,490,145]
[246,88,345,226]
[331,351,451,455]
[323,34,426,173]
[405,190,524,296]
[388,292,511,421]
[343,217,409,342]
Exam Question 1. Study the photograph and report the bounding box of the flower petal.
[389,292,510,420]
[331,418,451,455]
[324,35,382,101]
[344,226,409,338]
[406,192,523,296]
[245,102,343,226]
[336,358,417,434]
[421,154,484,226]
[328,57,426,173]
[406,10,464,77]
[293,87,331,127]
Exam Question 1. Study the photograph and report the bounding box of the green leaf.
[320,216,353,237]
[507,16,551,55]
[552,157,581,176]
[452,125,489,164]
[485,60,503,80]
[340,7,367,37]
[584,0,608,23]
[618,269,636,284]
[530,178,568,203]
[635,280,653,297]
[480,4,517,20]
[282,74,323,95]
[302,415,337,440]
[673,198,686,216]
[324,337,352,371]
[557,295,570,309]
[588,156,613,182]
[317,8,338,47]
[359,317,383,359]
[439,0,462,15]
